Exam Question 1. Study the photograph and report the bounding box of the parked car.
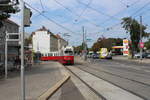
[87,52,93,58]
[145,53,150,58]
[105,54,112,59]
[92,53,99,59]
[134,53,147,58]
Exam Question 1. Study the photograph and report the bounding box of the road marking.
[68,66,144,100]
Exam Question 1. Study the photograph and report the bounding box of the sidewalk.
[113,55,150,64]
[0,61,64,100]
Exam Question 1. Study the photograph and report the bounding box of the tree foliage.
[121,17,149,55]
[74,42,88,53]
[25,35,32,46]
[0,0,19,27]
[92,38,123,52]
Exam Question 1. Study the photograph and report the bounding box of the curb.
[38,73,70,100]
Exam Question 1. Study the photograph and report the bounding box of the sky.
[10,0,150,47]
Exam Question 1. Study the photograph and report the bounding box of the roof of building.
[55,34,67,42]
[32,26,58,39]
[55,34,61,39]
[36,26,48,31]
[5,19,19,26]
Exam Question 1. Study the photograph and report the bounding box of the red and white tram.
[60,46,74,65]
[40,46,74,65]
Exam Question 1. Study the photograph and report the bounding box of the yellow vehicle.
[99,48,108,59]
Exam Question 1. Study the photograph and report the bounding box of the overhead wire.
[75,0,120,21]
[102,0,150,33]
[131,0,150,17]
[79,0,145,38]
[73,0,141,35]
[39,0,45,12]
[99,0,140,25]
[53,0,104,29]
[26,0,150,42]
[118,0,130,8]
[75,0,93,22]
[31,0,46,19]
[25,2,78,35]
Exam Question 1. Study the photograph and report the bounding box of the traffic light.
[24,6,32,27]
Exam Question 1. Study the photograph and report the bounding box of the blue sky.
[10,0,150,47]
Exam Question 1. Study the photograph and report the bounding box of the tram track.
[90,59,150,76]
[68,62,148,100]
[65,66,106,100]
[80,62,150,87]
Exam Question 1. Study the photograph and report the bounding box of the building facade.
[0,19,19,64]
[56,34,68,54]
[32,26,68,56]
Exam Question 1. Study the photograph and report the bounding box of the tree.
[92,38,123,52]
[74,42,88,54]
[0,0,19,27]
[121,17,149,57]
[25,35,32,46]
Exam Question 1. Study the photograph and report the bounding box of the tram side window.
[45,54,47,57]
[50,53,52,56]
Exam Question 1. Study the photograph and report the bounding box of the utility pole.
[140,16,143,60]
[82,26,84,50]
[20,0,25,100]
[82,26,85,59]
[5,31,8,79]
[85,29,87,60]
[82,26,87,61]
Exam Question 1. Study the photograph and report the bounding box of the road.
[74,57,150,100]
[1,58,149,100]
[51,57,150,100]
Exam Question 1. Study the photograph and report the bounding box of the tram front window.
[64,51,73,55]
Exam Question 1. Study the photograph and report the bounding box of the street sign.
[7,33,20,42]
[139,42,144,48]
[5,32,20,79]
[86,38,92,41]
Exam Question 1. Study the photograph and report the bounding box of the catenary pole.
[5,31,8,79]
[84,29,87,61]
[82,26,87,61]
[140,16,143,60]
[82,26,85,59]
[20,0,25,100]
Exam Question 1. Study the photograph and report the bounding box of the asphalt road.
[75,58,150,100]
